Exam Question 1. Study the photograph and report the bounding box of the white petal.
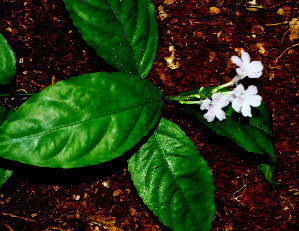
[241,49,250,64]
[200,99,211,110]
[233,84,245,94]
[216,109,226,121]
[246,85,258,96]
[247,71,262,78]
[232,98,242,112]
[249,95,262,107]
[212,93,229,108]
[211,93,222,101]
[218,96,229,108]
[224,91,233,101]
[241,103,252,117]
[248,61,263,72]
[204,112,215,122]
[231,56,242,66]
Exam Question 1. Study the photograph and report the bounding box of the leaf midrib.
[224,109,273,136]
[154,130,198,226]
[0,98,161,145]
[71,0,140,74]
[106,0,140,74]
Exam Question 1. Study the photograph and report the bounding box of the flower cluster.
[200,49,263,122]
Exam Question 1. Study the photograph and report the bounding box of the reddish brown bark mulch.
[0,0,298,230]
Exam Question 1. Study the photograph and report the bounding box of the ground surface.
[0,0,298,230]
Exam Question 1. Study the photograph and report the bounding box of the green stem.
[211,75,241,93]
[166,87,204,104]
[166,94,201,102]
[211,81,234,93]
[166,96,181,101]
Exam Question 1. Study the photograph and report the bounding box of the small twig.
[44,227,67,231]
[232,170,256,206]
[199,0,204,5]
[281,28,291,44]
[274,43,299,65]
[88,219,102,227]
[232,183,247,206]
[52,75,56,85]
[0,219,14,231]
[2,213,67,231]
[21,76,46,89]
[2,212,37,223]
[287,197,295,212]
[264,21,288,27]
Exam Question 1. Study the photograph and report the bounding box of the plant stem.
[166,96,180,101]
[211,81,234,93]
[211,75,240,93]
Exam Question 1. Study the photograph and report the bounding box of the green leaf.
[0,33,16,85]
[62,0,158,78]
[179,87,277,185]
[0,105,13,189]
[0,105,8,126]
[0,168,13,188]
[128,118,215,231]
[258,163,279,187]
[180,87,276,164]
[0,72,163,168]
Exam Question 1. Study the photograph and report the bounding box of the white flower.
[200,93,229,122]
[231,49,263,79]
[231,84,262,117]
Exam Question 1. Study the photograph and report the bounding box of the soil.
[0,0,298,230]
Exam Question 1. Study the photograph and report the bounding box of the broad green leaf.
[128,118,215,231]
[0,105,8,125]
[62,0,158,78]
[0,33,16,85]
[0,72,163,168]
[258,163,279,187]
[179,87,277,185]
[0,168,13,188]
[0,105,13,189]
[180,87,276,164]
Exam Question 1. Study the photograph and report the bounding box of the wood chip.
[113,189,122,197]
[289,18,299,41]
[164,0,175,5]
[209,7,220,15]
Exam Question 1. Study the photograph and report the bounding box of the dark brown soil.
[0,0,298,230]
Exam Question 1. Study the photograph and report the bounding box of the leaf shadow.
[0,118,161,187]
[0,157,122,187]
[178,108,276,167]
[55,0,118,74]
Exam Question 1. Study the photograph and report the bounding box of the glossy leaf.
[258,163,279,187]
[62,0,158,78]
[0,105,7,125]
[180,87,276,164]
[0,106,13,189]
[128,118,215,231]
[0,33,16,85]
[0,168,13,188]
[179,87,277,185]
[0,72,163,168]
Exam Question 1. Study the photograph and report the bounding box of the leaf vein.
[0,99,161,145]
